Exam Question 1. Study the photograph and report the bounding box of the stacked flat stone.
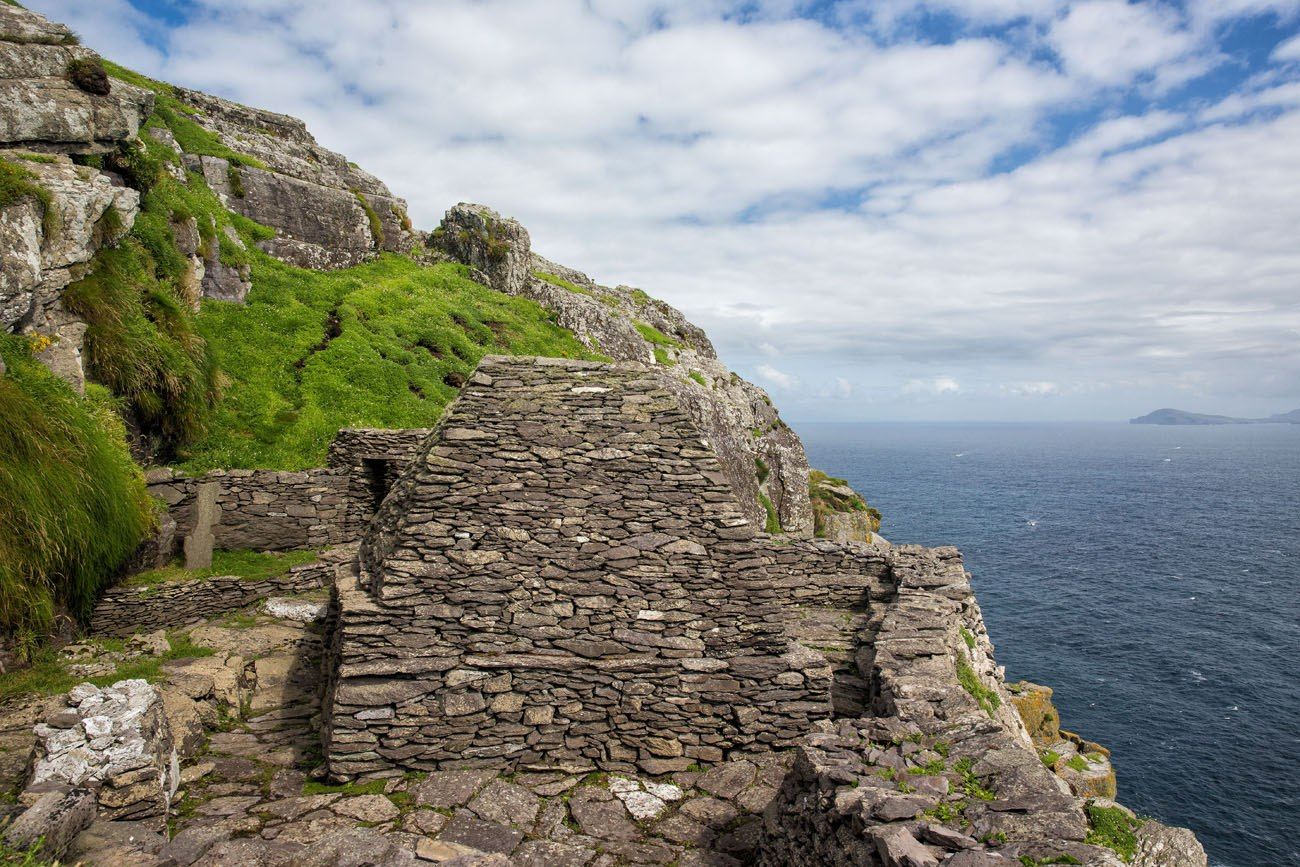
[756,546,1206,867]
[89,557,335,637]
[30,680,178,824]
[325,356,839,777]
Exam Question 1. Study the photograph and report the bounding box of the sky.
[29,0,1300,421]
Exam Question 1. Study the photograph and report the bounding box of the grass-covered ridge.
[0,335,155,657]
[183,254,599,471]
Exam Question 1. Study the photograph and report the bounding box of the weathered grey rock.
[435,203,530,295]
[66,818,169,867]
[30,679,178,822]
[2,784,96,859]
[437,809,524,855]
[0,155,139,389]
[413,770,498,810]
[183,481,220,569]
[264,596,328,623]
[0,7,153,153]
[1133,820,1208,867]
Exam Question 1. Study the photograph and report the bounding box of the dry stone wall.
[144,427,433,557]
[89,559,333,637]
[325,357,839,778]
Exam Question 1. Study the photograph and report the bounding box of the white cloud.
[903,377,962,396]
[757,364,799,390]
[1003,381,1061,397]
[1049,1,1199,88]
[1274,31,1300,61]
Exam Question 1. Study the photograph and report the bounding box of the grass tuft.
[1085,803,1142,862]
[956,655,1002,717]
[124,549,319,589]
[534,271,593,296]
[0,335,155,654]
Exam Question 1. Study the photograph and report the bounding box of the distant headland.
[1131,407,1300,425]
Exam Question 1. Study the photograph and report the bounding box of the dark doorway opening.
[362,459,391,514]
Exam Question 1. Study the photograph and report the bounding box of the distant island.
[1131,408,1300,425]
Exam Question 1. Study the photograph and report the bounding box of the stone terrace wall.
[145,428,434,556]
[90,559,334,637]
[753,546,1203,866]
[325,357,835,778]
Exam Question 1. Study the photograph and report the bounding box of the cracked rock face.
[30,679,179,822]
[168,87,414,270]
[0,155,139,391]
[0,6,153,153]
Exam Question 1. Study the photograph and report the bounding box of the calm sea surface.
[798,422,1300,867]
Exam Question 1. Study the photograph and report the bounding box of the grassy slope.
[183,254,599,471]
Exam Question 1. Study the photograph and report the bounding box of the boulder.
[2,784,96,859]
[1133,820,1208,867]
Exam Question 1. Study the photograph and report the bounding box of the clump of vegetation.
[652,346,676,367]
[633,320,681,348]
[1085,803,1143,862]
[0,335,155,658]
[534,270,592,296]
[955,756,996,801]
[124,549,318,589]
[352,189,383,247]
[956,654,1002,717]
[754,456,770,484]
[0,157,57,239]
[1040,749,1062,767]
[1066,754,1089,772]
[66,56,110,95]
[227,164,246,199]
[808,469,882,538]
[759,492,782,534]
[64,238,220,454]
[688,370,708,387]
[960,626,977,649]
[1019,857,1082,867]
[629,288,652,306]
[183,255,598,471]
[302,778,388,797]
[391,204,413,233]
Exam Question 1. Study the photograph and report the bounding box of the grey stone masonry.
[90,559,334,637]
[144,428,435,557]
[325,357,835,778]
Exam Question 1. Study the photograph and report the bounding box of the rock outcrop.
[177,87,414,270]
[0,6,153,154]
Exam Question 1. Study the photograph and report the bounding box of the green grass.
[956,655,1002,717]
[652,346,676,367]
[63,237,219,453]
[0,630,213,702]
[182,254,598,471]
[908,758,946,776]
[0,839,61,866]
[534,270,592,296]
[754,457,769,484]
[0,336,155,656]
[960,626,977,650]
[1066,754,1089,772]
[352,190,383,246]
[633,320,681,348]
[1041,750,1062,767]
[1085,804,1142,862]
[758,492,782,535]
[0,158,57,239]
[688,370,708,387]
[101,61,267,170]
[123,549,319,589]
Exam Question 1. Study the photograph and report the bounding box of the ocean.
[798,421,1300,867]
